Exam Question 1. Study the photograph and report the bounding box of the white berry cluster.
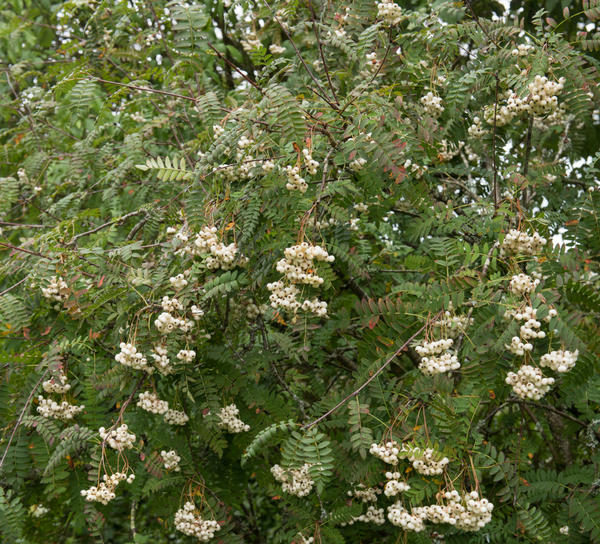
[284,165,308,193]
[277,244,334,286]
[302,149,319,174]
[183,226,245,270]
[421,92,444,118]
[349,157,367,171]
[169,273,188,290]
[217,404,250,433]
[269,44,285,55]
[177,349,196,363]
[155,311,194,336]
[151,345,172,374]
[41,276,69,302]
[506,335,533,356]
[540,349,579,373]
[80,472,135,505]
[295,534,314,544]
[387,503,426,532]
[268,244,334,317]
[434,310,474,338]
[437,139,462,161]
[36,396,84,420]
[241,33,261,52]
[403,158,428,178]
[387,490,493,532]
[377,0,402,26]
[137,391,169,414]
[527,75,565,116]
[30,504,49,517]
[369,440,403,465]
[42,372,71,394]
[161,296,183,312]
[509,273,540,296]
[271,464,315,497]
[164,409,189,425]
[174,501,221,542]
[414,338,460,376]
[468,116,487,138]
[161,449,181,471]
[505,365,554,400]
[99,424,136,451]
[406,446,450,476]
[484,90,529,126]
[364,52,381,75]
[560,525,569,535]
[500,229,547,256]
[511,43,534,57]
[384,472,410,497]
[115,342,153,373]
[341,505,386,526]
[266,281,302,313]
[347,484,381,502]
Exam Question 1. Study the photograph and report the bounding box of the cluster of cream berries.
[377,0,402,25]
[155,295,195,336]
[41,276,69,302]
[421,92,444,118]
[276,244,334,286]
[414,338,460,376]
[115,342,153,373]
[217,404,250,433]
[302,149,319,174]
[161,450,181,471]
[509,273,540,296]
[137,391,169,414]
[369,441,403,464]
[42,372,70,393]
[177,225,246,270]
[407,446,450,476]
[388,490,493,532]
[506,365,555,400]
[174,502,221,542]
[36,396,84,420]
[268,243,334,317]
[348,485,381,503]
[370,441,449,475]
[484,76,565,126]
[540,349,579,373]
[341,505,386,526]
[284,165,308,193]
[164,409,189,425]
[271,464,315,497]
[81,472,135,505]
[384,472,411,497]
[468,116,487,138]
[100,424,136,451]
[501,229,547,256]
[30,504,49,517]
[434,309,474,338]
[37,371,84,420]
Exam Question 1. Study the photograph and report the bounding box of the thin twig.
[94,77,198,102]
[0,241,50,259]
[0,368,50,471]
[263,0,339,110]
[68,210,143,246]
[303,316,440,429]
[492,74,500,210]
[207,43,263,93]
[0,277,28,297]
[306,0,338,105]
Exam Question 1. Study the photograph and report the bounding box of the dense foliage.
[1,0,600,542]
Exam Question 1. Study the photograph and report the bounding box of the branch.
[94,77,199,103]
[303,315,440,429]
[68,210,143,246]
[0,368,49,472]
[263,0,339,111]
